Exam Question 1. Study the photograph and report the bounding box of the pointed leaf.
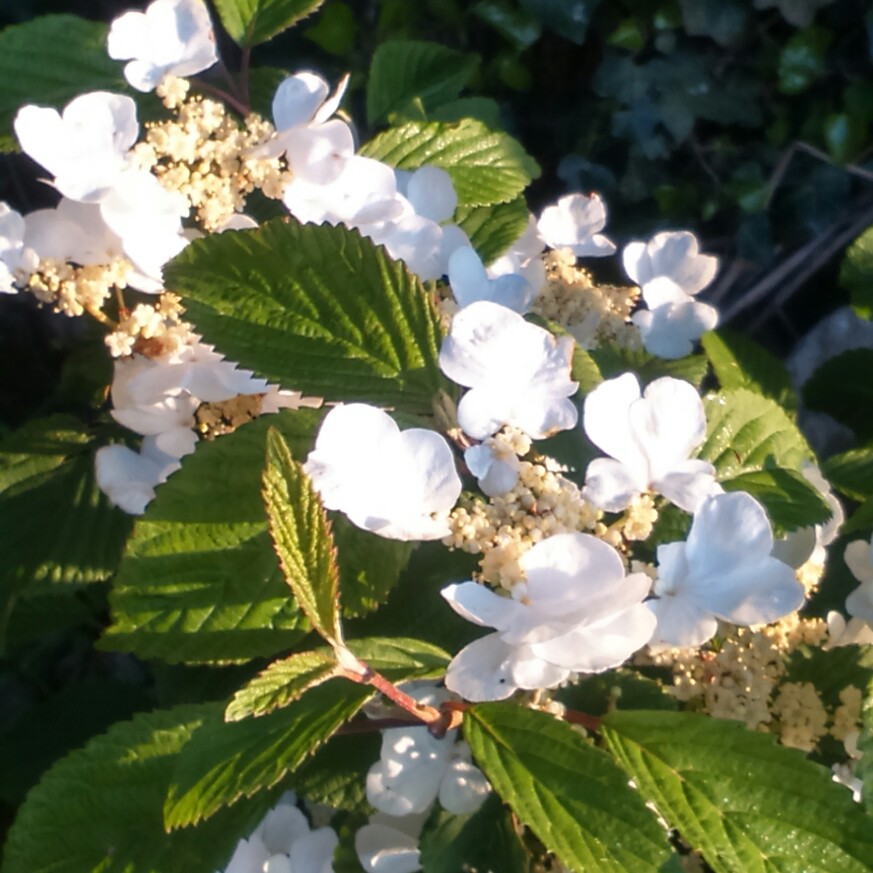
[454,197,531,265]
[841,225,873,319]
[803,349,873,440]
[212,0,325,46]
[225,636,450,721]
[464,703,671,872]
[698,389,814,479]
[102,411,321,664]
[701,329,796,409]
[164,680,372,829]
[860,680,873,813]
[601,709,873,873]
[225,649,339,721]
[1,704,278,873]
[419,793,529,873]
[359,119,540,207]
[721,467,831,535]
[367,40,478,126]
[165,219,445,414]
[823,444,873,501]
[263,428,342,645]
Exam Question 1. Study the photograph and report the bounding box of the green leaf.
[0,417,131,647]
[823,444,873,501]
[366,40,478,126]
[782,644,873,710]
[803,350,873,441]
[212,0,325,46]
[860,681,873,814]
[225,636,450,721]
[778,25,832,95]
[840,225,873,319]
[601,709,873,873]
[555,669,678,716]
[359,119,540,207]
[166,219,445,414]
[0,16,128,152]
[698,389,813,479]
[2,704,278,873]
[844,498,873,536]
[700,329,796,409]
[721,467,831,535]
[263,428,342,646]
[304,1,358,56]
[572,344,709,397]
[519,0,602,44]
[225,649,339,721]
[464,704,671,872]
[419,793,529,873]
[164,680,371,829]
[454,197,530,265]
[102,411,321,664]
[331,515,414,617]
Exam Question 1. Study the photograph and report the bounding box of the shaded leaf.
[454,197,530,265]
[840,225,873,319]
[804,349,873,441]
[555,669,678,717]
[102,411,320,664]
[166,219,445,414]
[2,704,277,873]
[823,444,873,501]
[602,709,873,873]
[366,40,478,126]
[359,119,540,207]
[465,703,671,872]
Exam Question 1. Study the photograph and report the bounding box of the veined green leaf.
[166,219,445,414]
[454,197,530,265]
[0,16,128,152]
[102,411,320,665]
[841,225,873,319]
[602,709,873,873]
[2,704,278,873]
[164,680,371,829]
[699,388,813,479]
[701,329,795,409]
[212,0,325,46]
[225,636,450,721]
[859,679,873,814]
[359,119,540,207]
[464,703,671,872]
[823,444,873,501]
[803,350,873,441]
[263,428,342,646]
[721,467,831,535]
[367,40,478,126]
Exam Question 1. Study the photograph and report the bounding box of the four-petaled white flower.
[14,91,139,202]
[303,404,462,541]
[439,300,578,440]
[95,437,181,516]
[536,192,616,257]
[442,532,656,701]
[108,0,218,92]
[0,203,38,293]
[844,534,873,623]
[582,373,719,513]
[448,246,535,313]
[647,491,805,648]
[630,284,718,359]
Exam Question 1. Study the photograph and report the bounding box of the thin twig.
[189,77,250,117]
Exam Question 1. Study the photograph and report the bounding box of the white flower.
[303,404,461,541]
[623,231,718,298]
[464,443,520,497]
[439,300,578,440]
[367,727,490,816]
[108,0,218,92]
[630,284,719,359]
[448,247,535,314]
[825,611,873,648]
[844,535,873,623]
[221,793,337,873]
[95,436,181,515]
[582,373,719,513]
[536,193,616,257]
[14,92,139,203]
[355,813,425,873]
[0,203,38,292]
[647,491,805,648]
[442,532,656,701]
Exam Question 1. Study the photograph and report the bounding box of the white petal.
[441,582,521,630]
[287,828,339,873]
[282,119,354,185]
[652,459,719,514]
[844,538,873,584]
[646,595,719,648]
[438,759,490,814]
[583,372,647,472]
[633,297,718,360]
[256,804,310,855]
[366,757,444,816]
[355,823,421,873]
[406,166,457,224]
[581,457,643,512]
[846,582,873,623]
[444,634,520,701]
[273,72,330,130]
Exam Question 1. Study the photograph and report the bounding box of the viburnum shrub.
[2,1,873,871]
